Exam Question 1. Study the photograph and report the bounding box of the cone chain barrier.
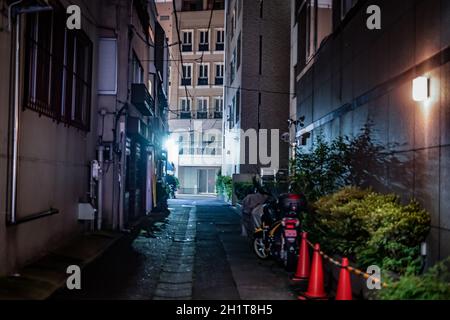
[336,257,353,300]
[292,232,310,281]
[298,243,327,300]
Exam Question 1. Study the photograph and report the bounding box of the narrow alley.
[51,196,295,300]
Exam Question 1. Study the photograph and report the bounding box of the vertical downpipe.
[97,146,104,230]
[10,14,21,224]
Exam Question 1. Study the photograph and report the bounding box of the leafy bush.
[216,173,225,196]
[290,134,349,202]
[377,258,450,300]
[290,123,391,202]
[222,176,233,200]
[234,182,255,202]
[305,187,431,274]
[216,172,233,200]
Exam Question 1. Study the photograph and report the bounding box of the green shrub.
[377,258,450,300]
[234,182,255,202]
[222,176,233,200]
[290,134,349,202]
[305,187,431,274]
[290,123,391,202]
[216,172,233,200]
[216,173,225,195]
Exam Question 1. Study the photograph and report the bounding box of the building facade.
[291,0,450,264]
[96,0,169,230]
[0,0,168,276]
[222,0,291,177]
[158,0,225,194]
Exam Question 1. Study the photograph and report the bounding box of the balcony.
[182,44,192,52]
[131,83,155,117]
[214,112,223,119]
[197,111,208,119]
[215,43,224,51]
[198,44,209,52]
[197,78,209,86]
[181,78,192,86]
[180,111,192,119]
[215,77,223,86]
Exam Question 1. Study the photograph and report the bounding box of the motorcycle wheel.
[253,238,269,260]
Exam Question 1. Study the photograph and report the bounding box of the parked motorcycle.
[252,193,307,272]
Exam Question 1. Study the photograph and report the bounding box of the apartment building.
[0,0,168,276]
[159,0,225,194]
[222,0,291,177]
[97,0,169,229]
[291,0,450,264]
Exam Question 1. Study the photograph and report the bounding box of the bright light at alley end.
[164,137,178,162]
[412,76,430,102]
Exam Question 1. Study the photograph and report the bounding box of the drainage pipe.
[7,0,23,224]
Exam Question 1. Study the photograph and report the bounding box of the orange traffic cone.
[335,257,352,300]
[292,232,310,281]
[298,244,327,300]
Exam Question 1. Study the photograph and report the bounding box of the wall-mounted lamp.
[412,76,430,102]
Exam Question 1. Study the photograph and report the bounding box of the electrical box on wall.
[101,142,114,162]
[78,203,96,221]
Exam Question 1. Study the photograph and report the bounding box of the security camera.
[281,132,290,143]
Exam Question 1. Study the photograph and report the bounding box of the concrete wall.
[223,0,291,176]
[0,0,99,276]
[295,0,450,264]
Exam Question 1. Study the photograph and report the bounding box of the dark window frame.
[23,2,93,131]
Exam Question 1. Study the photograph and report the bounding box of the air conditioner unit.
[78,203,96,221]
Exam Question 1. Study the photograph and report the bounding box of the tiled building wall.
[296,0,450,264]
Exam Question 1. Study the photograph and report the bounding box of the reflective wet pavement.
[52,196,295,300]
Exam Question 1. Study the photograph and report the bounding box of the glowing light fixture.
[412,76,429,102]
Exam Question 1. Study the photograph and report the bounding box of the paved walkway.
[51,197,296,300]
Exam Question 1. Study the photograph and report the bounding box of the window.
[197,97,208,119]
[182,0,203,11]
[228,103,234,130]
[24,10,57,119]
[259,36,262,74]
[67,31,93,129]
[230,96,236,129]
[230,6,236,39]
[132,53,144,83]
[182,30,193,52]
[180,97,192,119]
[216,29,224,51]
[207,0,225,10]
[302,0,332,61]
[197,98,208,112]
[181,64,192,86]
[98,38,117,94]
[198,64,209,86]
[214,96,223,118]
[229,49,236,84]
[24,7,92,131]
[199,30,209,51]
[181,98,191,111]
[235,89,241,124]
[237,33,241,69]
[215,63,224,85]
